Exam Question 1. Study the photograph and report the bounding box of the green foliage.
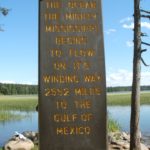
[0,83,38,95]
[107,85,150,93]
[0,95,37,111]
[0,83,150,96]
[108,117,121,132]
[0,85,8,95]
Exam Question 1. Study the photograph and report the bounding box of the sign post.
[39,0,107,149]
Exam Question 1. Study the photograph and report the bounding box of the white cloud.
[107,69,132,87]
[141,22,150,29]
[122,23,134,29]
[126,41,133,47]
[105,29,116,34]
[0,80,37,85]
[107,69,150,87]
[0,80,16,84]
[120,17,133,23]
[122,22,150,30]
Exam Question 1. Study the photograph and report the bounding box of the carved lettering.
[46,1,61,9]
[69,49,95,57]
[43,75,79,84]
[74,100,92,109]
[40,0,107,147]
[65,13,97,20]
[56,36,87,45]
[56,100,68,109]
[44,88,70,96]
[74,87,101,96]
[45,24,98,32]
[68,1,96,9]
[53,62,67,70]
[56,126,91,135]
[73,61,91,70]
[54,114,78,123]
[45,13,60,21]
[50,49,62,57]
[84,74,101,83]
[80,113,93,122]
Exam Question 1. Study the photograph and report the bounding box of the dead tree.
[130,0,141,149]
[130,0,150,149]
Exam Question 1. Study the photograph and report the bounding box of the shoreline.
[1,131,150,150]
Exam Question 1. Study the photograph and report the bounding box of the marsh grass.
[108,117,121,132]
[0,95,37,122]
[0,93,150,111]
[107,92,150,106]
[0,111,30,122]
[0,95,37,111]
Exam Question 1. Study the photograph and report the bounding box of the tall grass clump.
[108,117,121,132]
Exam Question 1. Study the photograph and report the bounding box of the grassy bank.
[0,95,37,111]
[107,92,150,105]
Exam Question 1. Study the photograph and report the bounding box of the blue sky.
[0,0,150,86]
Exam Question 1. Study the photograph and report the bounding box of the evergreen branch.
[140,9,150,14]
[142,42,150,46]
[141,15,150,19]
[141,32,148,37]
[141,49,147,53]
[141,57,150,66]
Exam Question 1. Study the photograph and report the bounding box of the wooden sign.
[39,0,107,149]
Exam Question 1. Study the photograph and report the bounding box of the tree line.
[0,83,38,95]
[107,86,150,92]
[0,83,150,95]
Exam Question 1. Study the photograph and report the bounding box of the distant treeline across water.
[0,83,150,95]
[107,86,150,93]
[0,83,38,95]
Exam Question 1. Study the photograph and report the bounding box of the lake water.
[108,105,150,133]
[0,111,38,147]
[0,106,150,147]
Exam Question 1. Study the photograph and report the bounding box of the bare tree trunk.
[130,0,141,149]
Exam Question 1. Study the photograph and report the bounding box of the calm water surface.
[0,111,38,147]
[0,106,150,147]
[108,105,150,134]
